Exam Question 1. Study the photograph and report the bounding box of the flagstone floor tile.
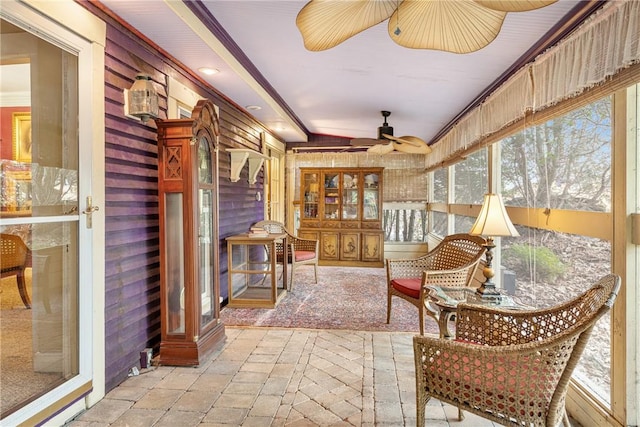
[67,327,514,426]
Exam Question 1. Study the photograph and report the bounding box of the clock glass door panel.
[197,136,215,328]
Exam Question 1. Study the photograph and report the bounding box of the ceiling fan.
[296,0,557,53]
[350,111,432,155]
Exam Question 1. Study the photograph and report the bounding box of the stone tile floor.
[66,327,541,426]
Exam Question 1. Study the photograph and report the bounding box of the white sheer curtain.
[532,0,640,109]
[426,0,640,169]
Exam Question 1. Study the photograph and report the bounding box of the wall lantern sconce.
[126,73,159,123]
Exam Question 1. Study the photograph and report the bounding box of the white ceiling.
[99,0,586,144]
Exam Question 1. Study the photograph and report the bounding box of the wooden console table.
[226,233,288,308]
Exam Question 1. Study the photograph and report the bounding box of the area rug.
[221,265,440,334]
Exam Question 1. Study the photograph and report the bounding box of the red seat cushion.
[391,278,422,299]
[294,251,316,262]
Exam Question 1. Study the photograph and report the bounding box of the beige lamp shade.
[296,0,556,53]
[469,193,519,237]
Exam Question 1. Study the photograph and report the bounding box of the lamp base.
[475,281,502,298]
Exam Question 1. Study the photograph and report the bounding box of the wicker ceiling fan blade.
[367,142,395,154]
[297,0,397,51]
[473,0,558,12]
[382,134,427,147]
[388,0,506,53]
[351,137,384,146]
[392,141,432,154]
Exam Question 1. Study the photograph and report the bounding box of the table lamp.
[469,193,519,297]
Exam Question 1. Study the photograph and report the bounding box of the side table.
[426,286,530,338]
[226,232,288,308]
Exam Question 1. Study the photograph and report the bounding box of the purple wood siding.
[82,2,281,392]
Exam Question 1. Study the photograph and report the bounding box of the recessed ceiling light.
[246,105,261,111]
[198,67,219,75]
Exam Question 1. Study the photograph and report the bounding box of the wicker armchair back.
[386,233,486,334]
[0,233,31,308]
[254,220,318,291]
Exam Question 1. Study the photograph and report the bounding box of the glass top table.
[426,286,531,338]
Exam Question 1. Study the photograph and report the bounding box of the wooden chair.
[386,233,486,334]
[1,233,31,308]
[413,274,621,427]
[254,220,319,291]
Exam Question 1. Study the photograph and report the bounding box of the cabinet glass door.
[363,172,380,220]
[323,172,340,220]
[342,173,359,220]
[302,171,319,219]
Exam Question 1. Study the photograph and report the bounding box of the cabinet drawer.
[361,221,381,229]
[301,221,321,228]
[340,221,360,229]
[299,230,319,241]
[321,220,340,228]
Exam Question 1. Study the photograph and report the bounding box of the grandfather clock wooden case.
[156,99,225,366]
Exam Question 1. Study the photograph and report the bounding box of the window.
[454,149,487,205]
[383,203,428,242]
[501,99,611,212]
[499,96,613,404]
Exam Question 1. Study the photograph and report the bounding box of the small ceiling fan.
[350,111,432,155]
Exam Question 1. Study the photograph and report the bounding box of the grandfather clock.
[156,99,225,366]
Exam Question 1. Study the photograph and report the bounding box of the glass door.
[341,172,359,221]
[302,171,320,220]
[0,10,93,423]
[363,172,380,220]
[323,171,340,220]
[197,135,216,329]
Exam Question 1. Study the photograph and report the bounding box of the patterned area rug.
[221,265,440,334]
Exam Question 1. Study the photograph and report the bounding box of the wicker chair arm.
[455,274,620,346]
[421,266,475,289]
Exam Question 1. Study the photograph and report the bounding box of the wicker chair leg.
[312,264,318,283]
[17,270,31,309]
[289,265,295,292]
[416,394,427,427]
[458,406,464,421]
[562,410,570,427]
[418,305,424,335]
[386,292,392,324]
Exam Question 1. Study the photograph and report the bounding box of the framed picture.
[12,112,31,162]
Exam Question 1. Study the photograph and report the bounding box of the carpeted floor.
[1,274,63,417]
[221,265,441,334]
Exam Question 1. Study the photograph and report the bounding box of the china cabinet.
[299,167,383,266]
[156,99,225,366]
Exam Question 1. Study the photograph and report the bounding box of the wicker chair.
[1,233,31,308]
[413,274,621,427]
[386,233,486,334]
[254,220,318,291]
